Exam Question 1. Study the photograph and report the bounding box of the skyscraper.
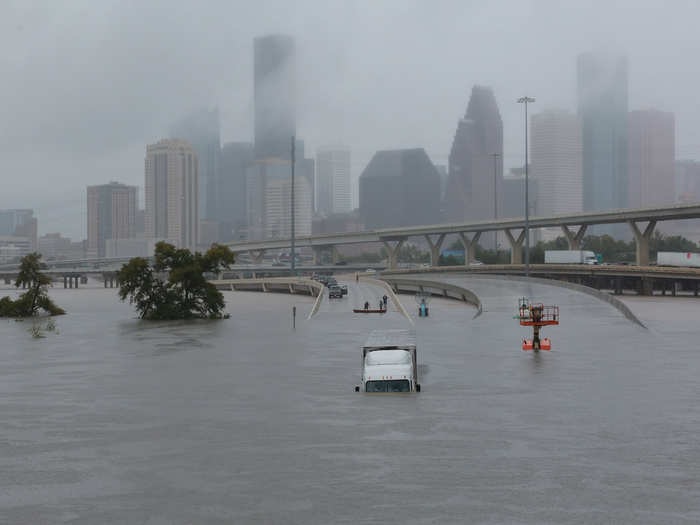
[169,108,220,222]
[627,109,675,208]
[144,139,199,250]
[531,109,583,241]
[254,34,295,160]
[86,182,138,258]
[220,142,254,236]
[245,158,313,241]
[446,86,503,231]
[359,148,441,229]
[316,146,352,215]
[577,51,628,215]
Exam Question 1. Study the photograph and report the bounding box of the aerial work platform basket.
[517,298,559,351]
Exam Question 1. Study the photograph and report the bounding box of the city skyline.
[3,2,700,238]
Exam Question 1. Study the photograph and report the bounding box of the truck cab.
[355,330,420,393]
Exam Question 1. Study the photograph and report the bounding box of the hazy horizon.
[3,0,699,239]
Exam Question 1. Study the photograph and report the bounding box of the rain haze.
[1,0,700,237]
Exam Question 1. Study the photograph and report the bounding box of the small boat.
[353,308,387,314]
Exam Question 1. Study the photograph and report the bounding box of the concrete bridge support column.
[425,234,446,267]
[74,276,79,289]
[249,249,265,265]
[312,247,323,265]
[331,246,339,265]
[504,229,526,264]
[561,224,588,250]
[628,220,656,266]
[68,277,73,289]
[382,239,405,270]
[458,232,481,265]
[641,277,654,296]
[104,275,108,288]
[64,276,68,289]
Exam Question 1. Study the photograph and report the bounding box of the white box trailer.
[656,251,700,268]
[544,250,597,264]
[355,329,420,393]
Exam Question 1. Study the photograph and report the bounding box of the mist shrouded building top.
[577,51,628,214]
[169,108,221,222]
[446,86,503,225]
[255,34,296,160]
[359,148,441,229]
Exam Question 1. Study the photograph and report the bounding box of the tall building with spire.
[446,86,503,246]
[446,86,503,222]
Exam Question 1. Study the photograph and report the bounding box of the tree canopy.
[0,252,65,317]
[118,242,235,320]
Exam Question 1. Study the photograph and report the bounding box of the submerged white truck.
[355,329,420,393]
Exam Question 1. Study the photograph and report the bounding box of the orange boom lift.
[517,297,559,351]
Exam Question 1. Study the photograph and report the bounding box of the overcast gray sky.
[3,0,700,238]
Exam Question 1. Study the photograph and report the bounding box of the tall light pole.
[492,153,501,253]
[291,136,296,275]
[517,96,535,276]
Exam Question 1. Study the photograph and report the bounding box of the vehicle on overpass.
[545,250,598,265]
[355,330,420,393]
[657,251,700,268]
[518,298,559,352]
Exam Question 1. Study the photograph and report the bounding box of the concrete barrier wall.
[379,276,483,319]
[461,274,647,328]
[382,271,645,328]
[212,277,323,298]
[361,277,413,324]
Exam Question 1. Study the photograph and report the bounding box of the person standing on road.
[382,295,388,307]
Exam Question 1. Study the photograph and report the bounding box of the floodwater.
[1,276,699,524]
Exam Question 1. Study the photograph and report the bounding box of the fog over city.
[2,0,699,238]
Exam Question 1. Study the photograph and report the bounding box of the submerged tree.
[118,241,235,320]
[0,253,65,317]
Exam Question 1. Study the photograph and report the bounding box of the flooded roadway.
[1,276,699,523]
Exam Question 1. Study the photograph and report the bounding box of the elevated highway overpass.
[224,203,700,267]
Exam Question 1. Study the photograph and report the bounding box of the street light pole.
[517,96,535,277]
[492,152,500,253]
[291,136,296,275]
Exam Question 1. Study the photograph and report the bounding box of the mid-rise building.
[38,233,85,260]
[359,148,441,229]
[531,110,583,241]
[577,51,628,214]
[254,34,296,161]
[676,160,700,203]
[86,182,138,258]
[316,146,352,215]
[144,139,199,250]
[627,109,675,209]
[169,108,220,222]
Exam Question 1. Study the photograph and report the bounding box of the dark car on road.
[340,285,348,296]
[329,285,343,299]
